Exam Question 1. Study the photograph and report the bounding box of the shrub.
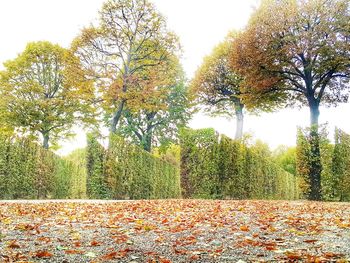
[86,134,109,199]
[180,128,299,200]
[0,135,86,199]
[86,134,181,199]
[179,128,220,198]
[332,128,350,201]
[296,126,335,200]
[65,149,87,199]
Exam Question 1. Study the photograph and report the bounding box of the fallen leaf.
[35,251,53,258]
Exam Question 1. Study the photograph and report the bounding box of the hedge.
[86,134,181,199]
[296,127,350,201]
[0,135,85,199]
[86,134,109,199]
[180,128,300,200]
[332,128,350,201]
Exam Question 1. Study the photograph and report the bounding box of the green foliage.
[332,128,350,201]
[0,135,85,199]
[118,81,191,152]
[320,138,335,201]
[54,149,87,199]
[191,32,244,116]
[180,128,299,200]
[232,0,350,111]
[152,144,181,167]
[65,149,87,199]
[86,134,181,200]
[296,126,341,201]
[179,128,220,198]
[73,0,181,134]
[0,41,95,149]
[190,33,246,140]
[296,128,311,198]
[86,134,109,199]
[273,146,297,176]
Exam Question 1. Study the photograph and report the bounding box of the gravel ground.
[1,199,350,262]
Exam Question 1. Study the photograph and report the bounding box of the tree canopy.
[191,33,245,140]
[0,41,95,148]
[117,55,191,152]
[231,0,350,125]
[72,0,181,135]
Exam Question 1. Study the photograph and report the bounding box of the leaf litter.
[0,199,350,262]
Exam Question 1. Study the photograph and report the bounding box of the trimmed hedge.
[64,149,87,199]
[296,127,350,201]
[332,128,350,201]
[0,135,85,199]
[86,134,109,199]
[180,128,300,200]
[86,134,181,199]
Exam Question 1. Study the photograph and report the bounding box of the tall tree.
[118,55,190,152]
[0,41,95,149]
[191,33,245,140]
[231,0,350,200]
[72,0,180,135]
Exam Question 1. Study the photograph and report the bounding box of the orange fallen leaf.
[285,252,302,260]
[304,239,318,243]
[159,257,171,263]
[174,249,188,255]
[240,225,249,231]
[35,251,53,258]
[91,240,100,246]
[74,241,81,247]
[190,254,200,260]
[102,251,117,260]
[8,241,20,249]
[266,245,277,251]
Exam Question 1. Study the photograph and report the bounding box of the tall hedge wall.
[180,128,300,200]
[0,135,85,199]
[332,128,350,201]
[296,127,350,201]
[86,134,181,199]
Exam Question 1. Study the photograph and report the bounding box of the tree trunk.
[308,100,322,201]
[110,100,125,134]
[42,132,49,149]
[234,104,244,140]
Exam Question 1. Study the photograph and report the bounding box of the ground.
[0,200,350,262]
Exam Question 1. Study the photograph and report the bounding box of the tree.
[117,56,191,152]
[191,33,245,140]
[72,0,180,135]
[231,0,350,200]
[0,41,95,149]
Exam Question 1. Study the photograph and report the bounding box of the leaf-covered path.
[1,200,350,262]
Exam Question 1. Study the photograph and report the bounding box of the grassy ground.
[1,199,350,262]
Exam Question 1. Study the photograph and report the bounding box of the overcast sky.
[1,0,349,155]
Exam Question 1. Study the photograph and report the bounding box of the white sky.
[1,0,350,155]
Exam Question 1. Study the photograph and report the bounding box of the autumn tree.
[0,41,95,149]
[73,0,180,135]
[118,55,191,152]
[191,33,245,140]
[231,0,350,200]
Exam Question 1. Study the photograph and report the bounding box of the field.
[1,200,350,262]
